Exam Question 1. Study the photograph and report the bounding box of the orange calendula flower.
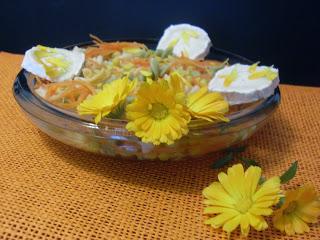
[273,184,320,236]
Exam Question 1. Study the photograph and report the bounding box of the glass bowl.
[13,40,280,161]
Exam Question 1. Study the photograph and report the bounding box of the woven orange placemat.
[0,52,319,239]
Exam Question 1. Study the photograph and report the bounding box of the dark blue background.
[1,0,319,86]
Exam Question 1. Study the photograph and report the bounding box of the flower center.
[235,198,253,214]
[284,201,298,215]
[149,103,169,120]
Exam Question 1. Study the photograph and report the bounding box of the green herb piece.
[239,156,260,168]
[219,125,230,134]
[123,63,134,70]
[161,47,173,58]
[226,145,247,153]
[150,58,160,80]
[137,49,147,58]
[280,161,298,184]
[106,75,117,83]
[211,152,234,169]
[108,101,126,119]
[155,49,164,57]
[275,196,286,209]
[140,70,152,77]
[223,58,229,64]
[258,176,266,185]
[146,50,154,57]
[160,64,170,77]
[190,70,200,77]
[137,74,145,82]
[199,79,207,87]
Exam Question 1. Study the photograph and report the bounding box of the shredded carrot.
[171,57,206,72]
[89,34,104,44]
[131,58,150,67]
[85,58,103,69]
[34,76,50,88]
[85,41,147,58]
[188,73,212,85]
[204,60,224,66]
[43,80,95,109]
[200,73,212,79]
[85,48,114,59]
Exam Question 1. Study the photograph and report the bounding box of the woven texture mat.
[0,52,319,239]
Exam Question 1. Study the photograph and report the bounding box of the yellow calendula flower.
[77,77,136,124]
[203,164,281,237]
[273,184,320,236]
[186,87,229,122]
[126,81,190,145]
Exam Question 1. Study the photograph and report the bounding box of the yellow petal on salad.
[181,30,199,44]
[21,45,85,82]
[168,38,179,49]
[248,61,260,73]
[249,67,278,81]
[222,68,238,87]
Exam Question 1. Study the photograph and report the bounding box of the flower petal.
[284,215,295,236]
[240,214,250,236]
[205,210,239,228]
[249,207,273,216]
[244,165,261,196]
[273,213,286,232]
[248,213,268,231]
[222,215,241,233]
[203,182,235,206]
[218,164,244,200]
[204,206,233,214]
[253,176,281,202]
[186,86,229,122]
[292,214,310,234]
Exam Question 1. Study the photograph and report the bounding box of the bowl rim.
[13,39,281,132]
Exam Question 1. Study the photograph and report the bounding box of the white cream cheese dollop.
[208,63,280,105]
[157,24,212,60]
[21,45,85,82]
